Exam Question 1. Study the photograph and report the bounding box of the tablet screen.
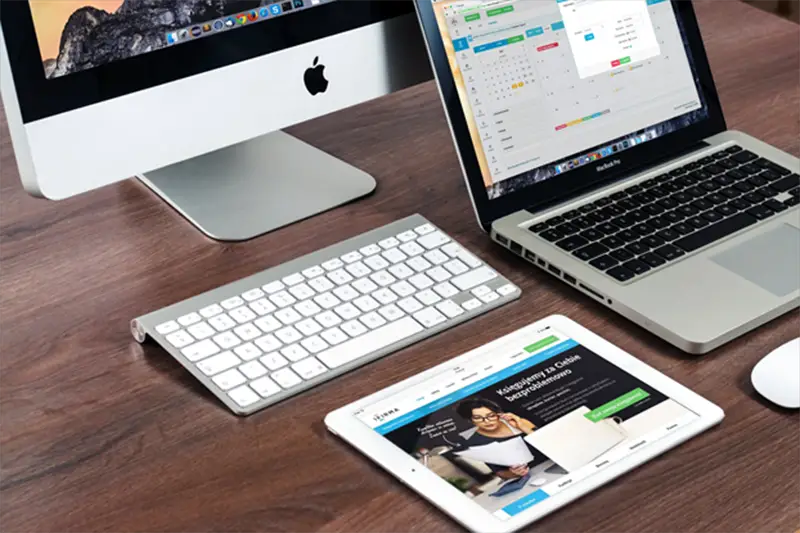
[356,326,699,519]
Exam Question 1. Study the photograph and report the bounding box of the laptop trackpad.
[711,224,800,297]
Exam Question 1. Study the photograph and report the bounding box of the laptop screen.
[431,0,709,200]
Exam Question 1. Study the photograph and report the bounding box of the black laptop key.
[791,187,800,197]
[600,235,624,249]
[556,235,590,251]
[586,212,606,224]
[701,211,724,223]
[746,204,774,220]
[661,182,682,193]
[641,178,659,188]
[672,223,693,235]
[626,185,644,195]
[717,158,738,170]
[579,228,604,241]
[656,229,679,242]
[669,168,687,177]
[786,196,800,207]
[596,223,619,236]
[641,253,667,268]
[772,174,800,192]
[530,223,549,233]
[700,181,720,192]
[604,204,625,217]
[610,192,627,201]
[573,243,609,261]
[712,175,734,187]
[729,150,757,163]
[573,216,593,229]
[758,185,779,198]
[724,145,743,154]
[725,169,746,181]
[632,223,655,237]
[715,204,737,217]
[764,161,791,176]
[704,164,725,175]
[677,205,700,217]
[654,244,685,261]
[730,198,751,210]
[740,163,761,175]
[733,181,756,193]
[539,229,564,242]
[623,259,651,275]
[674,177,693,188]
[706,193,727,205]
[648,186,670,198]
[629,210,649,223]
[691,198,713,211]
[649,216,670,229]
[698,156,715,165]
[747,175,768,187]
[562,210,580,220]
[685,162,701,171]
[720,187,742,199]
[642,203,665,216]
[672,192,692,204]
[764,199,788,213]
[617,230,638,243]
[626,241,650,255]
[743,192,765,204]
[611,214,636,228]
[579,204,596,214]
[555,222,580,235]
[713,151,729,160]
[663,210,683,223]
[632,193,656,205]
[753,158,772,169]
[689,169,712,181]
[618,199,639,211]
[642,235,666,248]
[658,198,679,210]
[595,197,612,207]
[610,248,635,261]
[685,187,705,198]
[546,215,565,226]
[607,266,636,282]
[687,216,709,229]
[674,212,757,252]
[590,255,619,271]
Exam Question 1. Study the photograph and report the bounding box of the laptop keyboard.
[530,145,799,282]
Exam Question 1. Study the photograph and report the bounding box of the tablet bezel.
[325,315,724,533]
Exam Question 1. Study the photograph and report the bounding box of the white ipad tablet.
[325,315,724,533]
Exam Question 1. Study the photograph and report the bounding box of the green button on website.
[524,335,559,353]
[585,388,650,422]
[465,13,481,22]
[487,5,514,16]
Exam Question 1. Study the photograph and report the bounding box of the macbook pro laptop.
[415,0,799,353]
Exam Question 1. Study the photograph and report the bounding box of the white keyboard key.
[327,269,354,285]
[333,285,359,301]
[233,323,261,341]
[209,313,237,332]
[341,251,363,263]
[409,273,434,290]
[254,315,282,333]
[181,339,220,362]
[415,223,435,235]
[239,360,268,379]
[228,385,260,407]
[462,298,482,311]
[353,295,380,312]
[345,261,371,278]
[442,243,483,268]
[197,351,241,376]
[397,230,418,242]
[407,256,432,272]
[472,285,492,297]
[498,284,517,296]
[308,276,335,293]
[364,255,390,271]
[322,258,344,271]
[178,312,202,327]
[413,307,447,328]
[214,331,241,349]
[315,292,341,309]
[321,327,349,345]
[416,289,441,306]
[260,351,289,370]
[271,368,303,388]
[444,259,469,276]
[199,304,224,319]
[288,283,315,301]
[434,282,459,299]
[275,308,302,325]
[301,335,329,353]
[262,280,285,294]
[388,263,415,279]
[275,326,302,344]
[397,297,424,314]
[360,311,387,329]
[379,237,401,249]
[436,300,464,318]
[424,249,449,265]
[341,320,368,338]
[156,320,180,335]
[390,280,416,298]
[451,266,498,291]
[269,291,297,308]
[292,357,328,379]
[250,376,282,398]
[221,296,245,310]
[302,265,324,278]
[379,304,405,321]
[373,288,398,304]
[317,316,424,369]
[417,231,450,249]
[352,278,379,294]
[281,343,310,362]
[296,318,323,336]
[229,306,257,324]
[282,273,305,286]
[242,288,265,301]
[315,310,342,328]
[295,300,322,318]
[382,248,408,264]
[359,244,381,256]
[427,266,451,282]
[399,241,425,257]
[480,291,500,304]
[254,334,283,353]
[188,322,216,340]
[234,342,263,361]
[212,368,247,391]
[334,302,361,320]
[370,270,396,287]
[249,298,277,316]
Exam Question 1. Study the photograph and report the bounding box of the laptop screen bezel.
[415,0,726,229]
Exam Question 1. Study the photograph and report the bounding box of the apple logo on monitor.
[304,57,328,95]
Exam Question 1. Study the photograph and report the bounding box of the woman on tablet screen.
[456,398,541,479]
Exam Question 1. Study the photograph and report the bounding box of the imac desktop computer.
[0,0,432,240]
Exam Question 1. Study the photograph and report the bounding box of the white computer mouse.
[751,338,800,409]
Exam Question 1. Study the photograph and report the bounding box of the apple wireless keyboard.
[132,214,521,415]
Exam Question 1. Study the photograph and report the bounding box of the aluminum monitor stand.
[137,131,376,241]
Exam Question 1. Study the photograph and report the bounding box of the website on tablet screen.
[357,328,699,519]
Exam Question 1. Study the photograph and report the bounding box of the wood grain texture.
[1,2,798,531]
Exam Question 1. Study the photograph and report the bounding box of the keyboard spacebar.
[317,317,425,369]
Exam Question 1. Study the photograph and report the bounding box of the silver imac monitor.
[0,0,431,240]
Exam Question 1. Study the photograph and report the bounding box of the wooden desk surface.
[1,2,798,531]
